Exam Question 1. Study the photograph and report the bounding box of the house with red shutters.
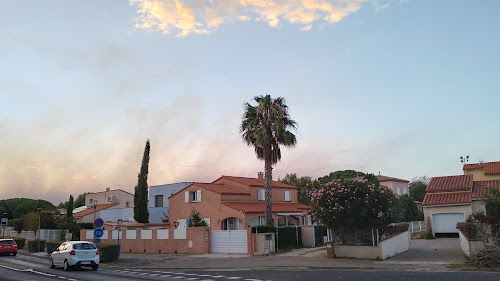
[168,173,311,230]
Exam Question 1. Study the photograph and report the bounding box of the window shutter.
[197,190,202,202]
[203,218,210,226]
[285,191,291,202]
[185,191,189,203]
[258,189,265,201]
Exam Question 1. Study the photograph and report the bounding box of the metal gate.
[211,230,247,254]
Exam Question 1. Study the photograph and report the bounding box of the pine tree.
[67,195,74,218]
[134,139,150,223]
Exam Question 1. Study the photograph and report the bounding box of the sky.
[1,0,499,205]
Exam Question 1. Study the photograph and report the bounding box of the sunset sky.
[1,0,499,205]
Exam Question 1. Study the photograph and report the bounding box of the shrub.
[277,227,302,249]
[385,224,409,237]
[13,237,26,249]
[46,241,63,254]
[97,244,119,263]
[251,225,276,233]
[28,239,46,253]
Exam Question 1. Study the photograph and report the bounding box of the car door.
[53,243,66,265]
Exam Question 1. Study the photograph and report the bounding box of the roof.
[472,180,500,199]
[193,183,249,195]
[219,176,297,189]
[422,192,472,207]
[484,162,500,175]
[463,161,500,175]
[426,175,473,193]
[73,203,118,218]
[222,202,310,213]
[88,189,133,196]
[376,175,409,183]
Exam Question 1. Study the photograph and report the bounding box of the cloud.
[129,0,373,36]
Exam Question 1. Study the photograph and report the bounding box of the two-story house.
[375,174,410,196]
[168,173,311,230]
[74,188,134,223]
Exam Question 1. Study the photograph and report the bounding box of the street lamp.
[93,200,98,243]
[460,156,469,164]
[36,208,42,252]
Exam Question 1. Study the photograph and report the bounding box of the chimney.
[257,172,263,180]
[106,187,110,192]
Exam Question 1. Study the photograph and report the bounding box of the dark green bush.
[46,241,63,254]
[251,225,276,233]
[97,244,119,263]
[13,237,26,249]
[27,239,46,253]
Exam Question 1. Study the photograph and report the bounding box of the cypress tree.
[134,139,150,223]
[67,195,74,218]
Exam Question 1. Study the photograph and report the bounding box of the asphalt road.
[1,253,499,281]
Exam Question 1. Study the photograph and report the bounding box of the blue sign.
[95,238,101,243]
[94,218,104,228]
[94,228,104,238]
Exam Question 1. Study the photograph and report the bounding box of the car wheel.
[50,258,55,268]
[12,252,17,256]
[92,264,98,271]
[64,260,71,271]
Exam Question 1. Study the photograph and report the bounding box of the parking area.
[386,238,464,264]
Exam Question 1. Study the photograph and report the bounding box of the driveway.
[385,238,465,264]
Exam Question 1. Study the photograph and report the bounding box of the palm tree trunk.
[265,154,273,226]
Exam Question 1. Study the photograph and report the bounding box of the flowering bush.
[310,178,398,231]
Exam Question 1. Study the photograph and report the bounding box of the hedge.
[277,227,302,249]
[27,239,46,253]
[97,244,119,263]
[0,237,25,249]
[251,225,276,233]
[46,241,63,254]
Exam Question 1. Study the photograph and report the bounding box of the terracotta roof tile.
[73,203,118,218]
[376,175,409,183]
[472,180,500,199]
[463,163,484,171]
[219,176,297,189]
[222,202,310,213]
[194,183,249,195]
[422,192,472,206]
[426,175,473,193]
[484,162,500,175]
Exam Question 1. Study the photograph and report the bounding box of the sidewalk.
[104,246,462,272]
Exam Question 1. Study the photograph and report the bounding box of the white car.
[50,241,99,271]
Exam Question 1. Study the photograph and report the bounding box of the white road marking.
[172,277,185,279]
[161,275,173,278]
[226,278,242,280]
[244,279,263,281]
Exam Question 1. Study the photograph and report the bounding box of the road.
[1,253,499,281]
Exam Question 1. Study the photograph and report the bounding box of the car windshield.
[0,240,15,245]
[73,243,96,250]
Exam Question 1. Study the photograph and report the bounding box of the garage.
[211,230,247,254]
[432,213,465,234]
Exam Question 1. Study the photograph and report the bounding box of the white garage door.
[211,230,247,254]
[432,213,464,233]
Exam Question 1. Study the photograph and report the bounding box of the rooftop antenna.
[460,155,469,164]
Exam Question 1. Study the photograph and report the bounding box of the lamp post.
[460,155,469,164]
[36,208,42,252]
[92,200,98,243]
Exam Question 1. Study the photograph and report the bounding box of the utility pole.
[36,208,42,252]
[93,200,98,243]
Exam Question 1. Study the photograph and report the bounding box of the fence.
[0,227,67,242]
[390,221,425,233]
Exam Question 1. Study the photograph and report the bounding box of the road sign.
[94,228,104,238]
[94,218,104,228]
[95,238,101,243]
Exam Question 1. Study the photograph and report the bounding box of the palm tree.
[241,95,297,225]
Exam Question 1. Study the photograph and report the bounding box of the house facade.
[376,174,410,196]
[73,203,119,223]
[422,173,500,235]
[85,188,134,209]
[168,173,311,230]
[463,161,500,181]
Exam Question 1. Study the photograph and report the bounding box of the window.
[249,216,266,227]
[126,202,130,207]
[403,187,407,195]
[258,189,265,201]
[285,190,291,202]
[107,196,112,202]
[155,195,163,207]
[89,199,93,204]
[184,190,201,203]
[222,217,243,230]
[396,187,401,195]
